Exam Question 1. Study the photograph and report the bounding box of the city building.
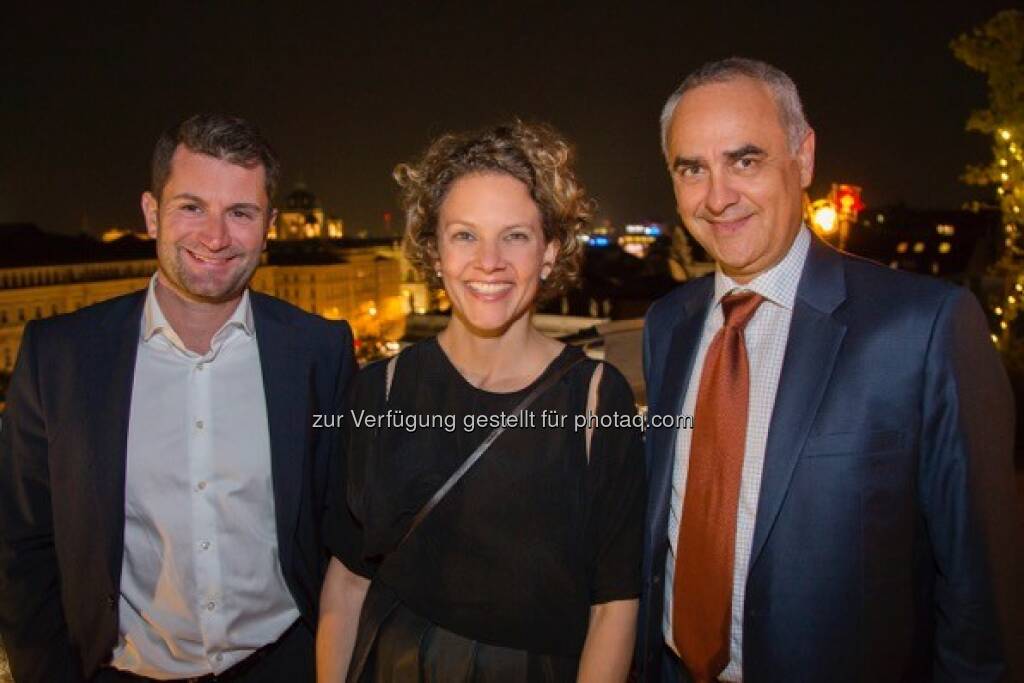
[618,223,663,258]
[269,183,344,240]
[842,205,1001,285]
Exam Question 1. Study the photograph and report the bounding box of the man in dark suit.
[637,58,1022,682]
[0,114,356,681]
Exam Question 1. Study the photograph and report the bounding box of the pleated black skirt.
[349,582,578,683]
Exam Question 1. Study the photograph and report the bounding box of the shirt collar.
[141,274,255,351]
[712,224,811,311]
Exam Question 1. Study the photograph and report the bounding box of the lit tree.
[952,9,1024,350]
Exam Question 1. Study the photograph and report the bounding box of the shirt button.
[195,420,204,430]
[196,364,205,371]
[197,481,207,491]
[200,540,210,550]
[215,654,223,662]
[206,601,216,611]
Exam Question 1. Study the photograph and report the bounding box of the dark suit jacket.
[637,237,1023,682]
[0,289,355,682]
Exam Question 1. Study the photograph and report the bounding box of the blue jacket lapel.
[749,238,848,570]
[647,278,713,560]
[251,294,308,575]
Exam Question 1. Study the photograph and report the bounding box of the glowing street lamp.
[811,200,838,234]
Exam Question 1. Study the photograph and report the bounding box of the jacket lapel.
[748,238,847,569]
[85,292,145,588]
[647,278,713,552]
[251,294,309,574]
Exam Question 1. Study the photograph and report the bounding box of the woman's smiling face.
[435,172,557,336]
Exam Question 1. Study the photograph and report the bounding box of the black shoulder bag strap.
[387,350,586,550]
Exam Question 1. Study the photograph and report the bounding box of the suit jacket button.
[107,594,117,610]
[652,574,662,585]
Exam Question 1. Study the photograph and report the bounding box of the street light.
[811,200,838,234]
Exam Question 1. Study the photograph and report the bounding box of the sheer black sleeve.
[584,363,647,604]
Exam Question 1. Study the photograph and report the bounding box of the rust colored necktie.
[673,291,764,682]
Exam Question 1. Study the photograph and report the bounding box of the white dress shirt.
[110,276,299,679]
[664,227,811,681]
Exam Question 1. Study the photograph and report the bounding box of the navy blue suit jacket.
[637,237,1023,682]
[0,290,355,682]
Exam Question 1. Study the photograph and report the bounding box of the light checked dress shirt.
[664,227,811,681]
[110,276,299,679]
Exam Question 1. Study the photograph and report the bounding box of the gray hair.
[659,57,810,156]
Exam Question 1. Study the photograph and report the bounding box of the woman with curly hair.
[318,121,645,682]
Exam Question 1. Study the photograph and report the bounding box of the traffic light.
[832,184,864,221]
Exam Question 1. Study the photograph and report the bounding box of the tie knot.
[721,291,764,330]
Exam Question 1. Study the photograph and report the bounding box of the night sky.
[0,1,1015,237]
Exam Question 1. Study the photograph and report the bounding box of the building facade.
[270,184,344,240]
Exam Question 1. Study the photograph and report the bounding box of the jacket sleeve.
[918,288,1024,682]
[319,319,356,553]
[321,321,373,579]
[0,322,83,682]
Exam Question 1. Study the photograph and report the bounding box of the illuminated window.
[913,242,925,253]
[896,242,908,254]
[938,242,952,254]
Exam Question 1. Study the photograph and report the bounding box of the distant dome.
[282,182,322,210]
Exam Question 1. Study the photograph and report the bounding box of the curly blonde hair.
[394,120,593,301]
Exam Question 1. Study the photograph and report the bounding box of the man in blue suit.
[637,58,1022,682]
[0,114,356,681]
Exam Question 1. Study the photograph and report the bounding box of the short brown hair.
[151,113,281,202]
[395,120,593,301]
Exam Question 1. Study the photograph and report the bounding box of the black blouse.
[325,338,646,658]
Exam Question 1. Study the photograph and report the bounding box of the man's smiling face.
[665,76,815,283]
[143,144,273,303]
